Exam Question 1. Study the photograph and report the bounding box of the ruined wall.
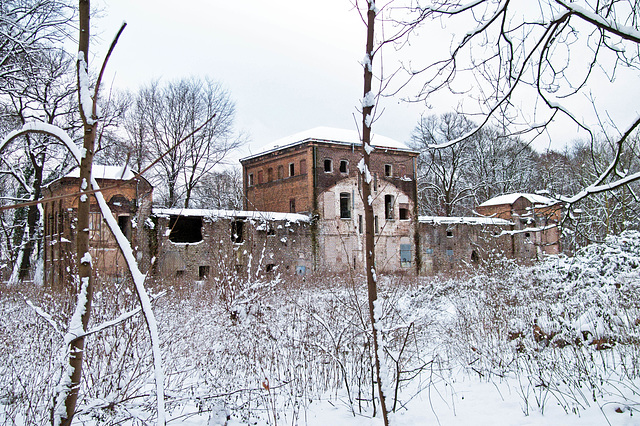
[152,210,314,283]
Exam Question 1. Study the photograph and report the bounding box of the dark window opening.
[399,204,409,220]
[289,198,296,213]
[385,194,394,220]
[525,232,531,238]
[118,215,132,241]
[266,263,276,272]
[339,160,348,174]
[471,251,479,263]
[300,159,307,175]
[248,173,254,186]
[168,216,203,243]
[374,215,379,234]
[199,265,210,280]
[277,165,284,179]
[324,159,333,172]
[373,173,378,191]
[231,220,244,244]
[289,163,295,177]
[358,215,363,234]
[267,227,276,236]
[340,192,351,219]
[446,230,453,238]
[176,270,185,277]
[385,164,392,177]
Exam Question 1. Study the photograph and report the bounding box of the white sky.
[93,0,428,160]
[92,1,640,161]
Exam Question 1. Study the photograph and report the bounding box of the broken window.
[324,158,333,173]
[385,194,394,220]
[168,216,203,243]
[231,220,244,244]
[118,215,132,241]
[399,203,409,220]
[340,192,351,219]
[289,163,295,177]
[384,164,392,177]
[339,160,348,174]
[400,244,412,267]
[199,265,210,280]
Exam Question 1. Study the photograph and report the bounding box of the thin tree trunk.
[361,2,389,424]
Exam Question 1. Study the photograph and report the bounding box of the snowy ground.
[2,232,640,425]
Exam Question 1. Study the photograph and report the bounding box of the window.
[277,165,284,179]
[373,173,378,191]
[385,164,392,177]
[231,220,244,244]
[324,159,333,173]
[374,215,379,234]
[169,216,203,243]
[289,198,296,213]
[446,230,453,238]
[118,215,131,241]
[446,249,454,257]
[384,194,394,220]
[248,173,254,186]
[199,265,210,280]
[266,263,276,272]
[339,192,351,219]
[339,160,348,174]
[400,244,412,268]
[289,163,295,177]
[300,159,307,174]
[358,215,363,234]
[399,203,409,220]
[257,170,264,184]
[267,168,273,182]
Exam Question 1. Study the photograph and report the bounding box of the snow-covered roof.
[64,164,135,180]
[152,208,310,223]
[419,216,513,226]
[241,126,415,161]
[478,193,557,208]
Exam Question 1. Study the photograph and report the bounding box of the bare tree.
[395,1,640,207]
[129,77,244,208]
[191,167,243,210]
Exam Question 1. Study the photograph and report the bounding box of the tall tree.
[129,77,244,208]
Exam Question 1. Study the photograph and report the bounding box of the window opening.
[248,173,254,186]
[231,220,244,244]
[324,159,333,173]
[374,215,379,234]
[289,163,295,177]
[289,198,296,213]
[118,215,132,241]
[266,263,276,272]
[446,230,453,238]
[358,215,363,234]
[373,173,378,191]
[400,244,412,267]
[169,216,203,243]
[385,194,394,219]
[399,203,409,220]
[384,164,392,177]
[339,160,348,174]
[199,265,210,280]
[340,192,351,219]
[471,251,479,263]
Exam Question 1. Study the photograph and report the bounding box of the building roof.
[153,208,310,223]
[64,164,135,180]
[419,216,513,226]
[478,193,557,208]
[241,126,416,162]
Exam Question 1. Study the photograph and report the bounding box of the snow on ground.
[2,232,640,425]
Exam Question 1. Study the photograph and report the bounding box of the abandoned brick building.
[39,129,562,284]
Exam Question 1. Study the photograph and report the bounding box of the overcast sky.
[92,1,640,163]
[93,0,429,161]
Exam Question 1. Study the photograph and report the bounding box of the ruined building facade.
[37,129,562,285]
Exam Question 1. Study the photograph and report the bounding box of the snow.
[64,164,135,180]
[478,193,557,207]
[77,51,95,125]
[362,91,376,108]
[357,158,373,184]
[419,215,513,226]
[242,127,415,161]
